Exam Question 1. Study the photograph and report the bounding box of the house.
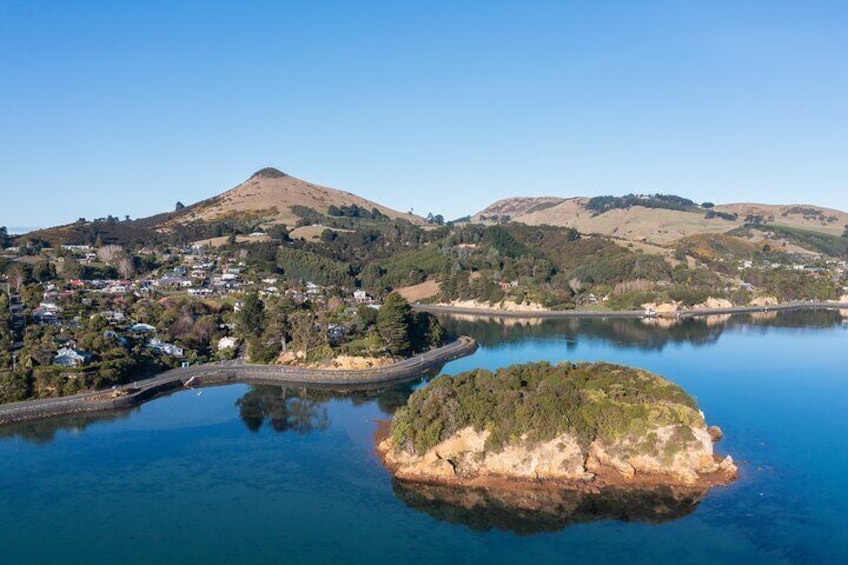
[353,290,373,304]
[61,244,92,252]
[53,347,92,367]
[98,311,126,324]
[155,274,185,289]
[306,282,321,296]
[217,336,238,351]
[327,323,347,345]
[103,330,129,346]
[147,338,184,358]
[33,303,61,324]
[105,283,129,294]
[129,323,157,335]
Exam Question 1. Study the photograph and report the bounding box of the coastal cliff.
[378,362,737,488]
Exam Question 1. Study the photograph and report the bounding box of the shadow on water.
[393,480,709,535]
[0,410,135,445]
[0,371,434,444]
[234,379,425,434]
[438,309,846,350]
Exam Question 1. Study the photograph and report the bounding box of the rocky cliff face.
[380,423,735,488]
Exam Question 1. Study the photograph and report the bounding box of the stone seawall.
[418,301,848,320]
[0,337,478,425]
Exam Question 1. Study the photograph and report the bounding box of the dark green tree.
[377,293,413,355]
[32,260,56,283]
[410,312,446,352]
[238,293,265,338]
[267,224,290,242]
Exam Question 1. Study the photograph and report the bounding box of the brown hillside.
[173,168,423,227]
[477,197,566,219]
[475,196,848,248]
[715,203,848,236]
[478,198,735,245]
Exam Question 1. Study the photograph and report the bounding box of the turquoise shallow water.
[1,311,846,564]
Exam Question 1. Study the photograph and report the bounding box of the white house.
[217,337,238,351]
[53,347,92,368]
[353,290,373,304]
[147,338,184,358]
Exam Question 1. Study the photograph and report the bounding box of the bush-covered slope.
[391,361,702,455]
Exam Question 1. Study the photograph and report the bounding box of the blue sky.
[1,0,847,228]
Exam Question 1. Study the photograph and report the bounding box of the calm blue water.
[1,311,846,564]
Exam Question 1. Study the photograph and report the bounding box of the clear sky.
[1,0,847,228]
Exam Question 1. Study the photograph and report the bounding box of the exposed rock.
[694,297,733,310]
[708,425,724,442]
[641,301,681,317]
[750,296,779,307]
[447,299,548,313]
[838,296,848,318]
[379,362,738,490]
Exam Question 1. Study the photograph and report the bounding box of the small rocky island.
[379,361,737,490]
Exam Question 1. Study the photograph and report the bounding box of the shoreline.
[375,425,737,493]
[415,301,848,320]
[0,337,478,425]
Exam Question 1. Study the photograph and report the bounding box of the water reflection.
[438,309,845,350]
[0,410,133,445]
[393,480,708,535]
[236,386,330,434]
[234,381,423,434]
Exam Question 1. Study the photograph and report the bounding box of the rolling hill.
[474,196,848,252]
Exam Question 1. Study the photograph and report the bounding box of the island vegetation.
[381,361,737,488]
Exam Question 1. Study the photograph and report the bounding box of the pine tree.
[376,293,412,356]
[238,293,265,339]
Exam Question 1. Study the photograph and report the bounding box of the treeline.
[586,194,697,215]
[704,210,739,221]
[327,204,388,220]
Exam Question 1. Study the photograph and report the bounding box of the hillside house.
[53,347,92,368]
[129,323,157,335]
[147,338,184,358]
[217,337,238,351]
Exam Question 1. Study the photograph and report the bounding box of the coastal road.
[0,337,478,425]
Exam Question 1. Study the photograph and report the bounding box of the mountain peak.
[251,167,288,179]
